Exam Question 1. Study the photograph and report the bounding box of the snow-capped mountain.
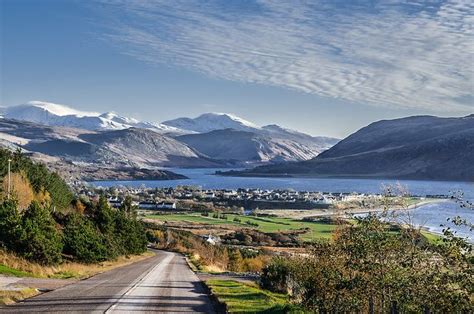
[162,113,260,133]
[1,101,339,167]
[164,113,339,161]
[2,101,181,133]
[0,118,223,169]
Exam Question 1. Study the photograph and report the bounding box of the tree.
[0,199,20,250]
[114,209,147,255]
[18,201,63,265]
[0,148,73,210]
[228,249,244,272]
[94,195,115,235]
[63,213,108,263]
[2,172,34,211]
[120,195,137,218]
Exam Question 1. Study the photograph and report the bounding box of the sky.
[1,0,473,138]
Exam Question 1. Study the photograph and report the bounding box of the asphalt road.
[0,250,215,313]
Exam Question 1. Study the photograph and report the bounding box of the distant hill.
[177,128,337,163]
[18,125,221,168]
[0,119,220,180]
[222,115,474,181]
[168,113,338,163]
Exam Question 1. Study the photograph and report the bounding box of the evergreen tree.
[94,195,118,258]
[0,199,20,250]
[228,249,244,272]
[63,213,108,263]
[18,202,63,265]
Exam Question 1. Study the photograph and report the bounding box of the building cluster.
[74,183,385,210]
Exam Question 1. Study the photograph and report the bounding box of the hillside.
[22,127,223,168]
[222,115,474,181]
[0,119,214,180]
[177,129,332,163]
[170,113,338,163]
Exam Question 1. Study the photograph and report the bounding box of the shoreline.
[259,198,451,219]
[215,171,474,184]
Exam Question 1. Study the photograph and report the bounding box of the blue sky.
[1,0,472,137]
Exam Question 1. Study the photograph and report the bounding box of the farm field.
[146,212,338,240]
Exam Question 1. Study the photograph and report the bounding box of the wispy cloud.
[96,0,473,111]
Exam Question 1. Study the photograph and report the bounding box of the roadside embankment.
[0,249,155,304]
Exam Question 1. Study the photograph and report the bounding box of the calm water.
[92,168,474,240]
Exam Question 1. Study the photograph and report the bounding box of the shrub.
[263,215,473,312]
[243,255,268,273]
[260,257,292,293]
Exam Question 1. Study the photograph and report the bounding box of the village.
[72,183,440,212]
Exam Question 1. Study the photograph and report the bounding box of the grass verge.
[0,288,38,305]
[205,279,297,313]
[0,264,33,278]
[0,249,155,279]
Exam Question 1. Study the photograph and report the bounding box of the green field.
[420,230,442,243]
[146,213,338,241]
[206,279,296,313]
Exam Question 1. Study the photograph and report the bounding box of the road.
[0,250,215,313]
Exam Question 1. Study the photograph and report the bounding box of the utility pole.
[7,159,11,199]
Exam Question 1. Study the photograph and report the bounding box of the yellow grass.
[202,264,226,273]
[0,288,38,305]
[0,249,154,279]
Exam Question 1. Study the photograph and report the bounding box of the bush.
[260,257,292,293]
[243,255,268,273]
[263,215,473,312]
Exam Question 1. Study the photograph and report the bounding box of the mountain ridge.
[221,115,474,181]
[1,101,338,167]
[1,101,182,133]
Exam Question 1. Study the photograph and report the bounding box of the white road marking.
[105,252,174,313]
